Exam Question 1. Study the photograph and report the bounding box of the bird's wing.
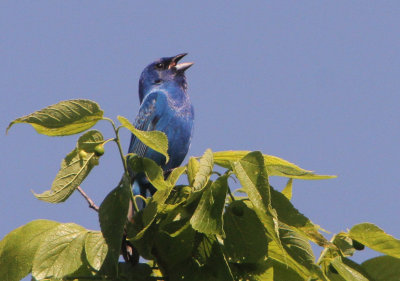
[128,91,168,157]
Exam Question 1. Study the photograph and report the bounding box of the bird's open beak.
[170,53,194,72]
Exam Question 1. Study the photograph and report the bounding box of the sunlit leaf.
[7,99,103,136]
[0,220,60,281]
[187,157,200,186]
[118,115,169,163]
[32,223,88,280]
[84,231,108,271]
[232,152,282,252]
[33,130,104,203]
[349,223,400,258]
[214,150,336,179]
[282,178,293,200]
[330,257,369,281]
[167,166,186,186]
[190,175,228,236]
[193,149,214,191]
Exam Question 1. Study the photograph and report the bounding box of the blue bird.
[128,53,194,202]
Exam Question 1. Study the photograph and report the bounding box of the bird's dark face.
[139,53,193,103]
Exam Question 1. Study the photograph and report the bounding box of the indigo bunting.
[128,53,194,200]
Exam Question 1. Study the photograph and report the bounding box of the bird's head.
[139,53,193,103]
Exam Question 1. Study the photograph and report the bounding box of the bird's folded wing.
[128,91,168,157]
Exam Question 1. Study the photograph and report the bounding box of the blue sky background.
[1,1,399,273]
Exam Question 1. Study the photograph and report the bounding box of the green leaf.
[187,157,200,186]
[269,259,304,281]
[361,255,400,281]
[224,200,269,263]
[268,240,311,279]
[190,175,228,236]
[231,261,274,281]
[282,178,293,200]
[118,263,153,281]
[77,129,105,152]
[98,175,131,269]
[7,99,103,136]
[231,152,282,244]
[270,186,330,247]
[349,223,400,258]
[118,115,169,163]
[332,233,356,257]
[213,150,336,179]
[33,130,104,203]
[330,257,369,281]
[232,151,271,213]
[130,181,175,240]
[154,223,196,267]
[278,223,315,271]
[0,220,60,281]
[128,155,171,191]
[167,166,186,186]
[32,223,88,280]
[191,235,234,281]
[192,149,214,191]
[84,231,108,271]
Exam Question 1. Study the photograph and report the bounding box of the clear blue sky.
[1,1,399,270]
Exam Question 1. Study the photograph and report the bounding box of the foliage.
[2,99,400,281]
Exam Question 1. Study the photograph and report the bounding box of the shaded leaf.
[98,175,131,269]
[192,149,214,191]
[224,200,269,263]
[333,233,356,257]
[118,115,169,163]
[7,99,103,136]
[84,231,108,271]
[34,130,104,203]
[214,150,336,179]
[349,223,400,258]
[118,262,153,281]
[154,223,196,267]
[130,182,175,240]
[231,261,274,281]
[128,155,169,191]
[190,175,228,236]
[270,186,330,247]
[361,255,400,281]
[32,223,88,280]
[0,220,60,281]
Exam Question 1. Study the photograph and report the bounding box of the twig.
[77,186,99,211]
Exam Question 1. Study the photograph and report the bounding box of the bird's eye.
[155,63,164,69]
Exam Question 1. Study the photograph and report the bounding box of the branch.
[77,186,99,211]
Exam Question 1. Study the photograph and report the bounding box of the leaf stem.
[103,117,129,174]
[227,187,235,202]
[77,186,99,211]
